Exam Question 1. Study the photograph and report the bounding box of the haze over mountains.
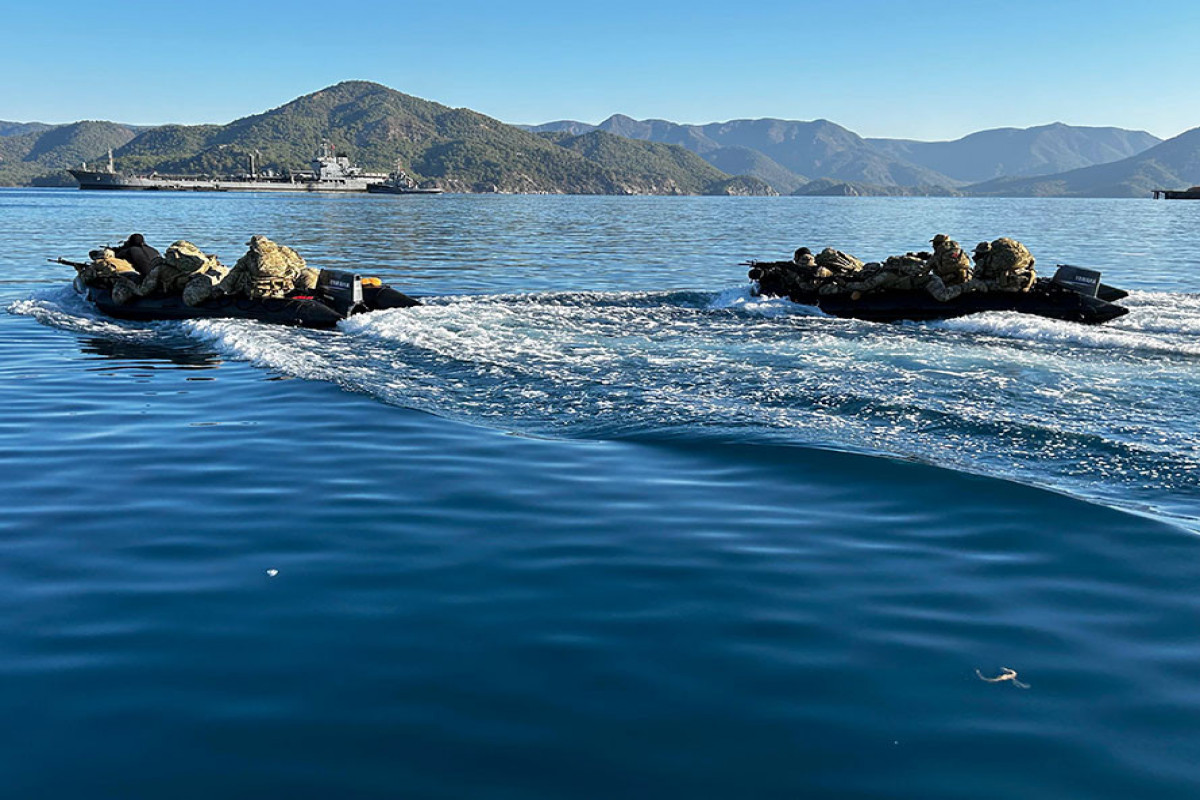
[1,80,1195,196]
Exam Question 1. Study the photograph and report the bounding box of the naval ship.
[69,143,387,192]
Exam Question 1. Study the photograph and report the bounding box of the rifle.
[49,257,90,270]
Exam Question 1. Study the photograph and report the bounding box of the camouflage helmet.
[930,234,950,247]
[973,241,990,254]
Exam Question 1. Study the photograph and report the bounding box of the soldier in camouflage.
[134,240,227,305]
[835,253,932,295]
[78,248,137,286]
[972,238,1037,292]
[214,235,319,301]
[922,234,983,301]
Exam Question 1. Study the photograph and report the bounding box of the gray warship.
[69,142,387,192]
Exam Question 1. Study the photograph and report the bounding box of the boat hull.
[749,263,1129,325]
[75,279,420,329]
[68,169,384,193]
[366,184,443,195]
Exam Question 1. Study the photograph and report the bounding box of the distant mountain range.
[526,117,1167,195]
[1,81,1196,196]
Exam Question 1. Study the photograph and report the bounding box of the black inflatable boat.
[747,262,1129,325]
[74,269,421,330]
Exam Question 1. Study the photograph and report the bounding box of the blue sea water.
[3,188,1200,798]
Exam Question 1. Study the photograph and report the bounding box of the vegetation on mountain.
[705,176,779,196]
[0,121,138,186]
[700,146,806,194]
[7,82,748,194]
[792,179,962,197]
[554,130,736,194]
[0,121,54,138]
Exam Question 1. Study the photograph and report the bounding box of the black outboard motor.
[1052,265,1102,297]
[315,269,365,316]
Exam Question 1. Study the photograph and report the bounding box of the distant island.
[2,81,1197,197]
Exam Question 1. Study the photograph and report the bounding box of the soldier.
[973,237,1036,292]
[136,240,226,301]
[112,233,162,277]
[78,248,137,286]
[922,234,982,301]
[214,235,319,301]
[838,253,931,296]
[814,246,865,275]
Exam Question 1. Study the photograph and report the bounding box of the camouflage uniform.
[809,247,866,295]
[137,240,226,301]
[925,234,972,286]
[78,248,137,286]
[837,253,931,295]
[918,233,983,302]
[748,247,839,298]
[814,247,864,275]
[214,235,316,300]
[973,238,1037,292]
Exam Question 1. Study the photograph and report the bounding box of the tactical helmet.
[931,234,950,246]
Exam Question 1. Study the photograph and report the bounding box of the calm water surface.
[3,189,1200,797]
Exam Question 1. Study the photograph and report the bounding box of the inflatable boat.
[747,262,1129,325]
[73,268,420,330]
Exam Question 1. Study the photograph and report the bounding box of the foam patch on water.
[8,288,153,338]
[930,292,1200,359]
[707,285,827,318]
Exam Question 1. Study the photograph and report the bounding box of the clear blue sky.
[5,0,1198,141]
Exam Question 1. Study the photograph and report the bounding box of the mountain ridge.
[0,82,1187,196]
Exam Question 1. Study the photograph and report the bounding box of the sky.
[4,0,1199,141]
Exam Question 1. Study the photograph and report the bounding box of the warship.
[69,143,387,192]
[367,161,443,195]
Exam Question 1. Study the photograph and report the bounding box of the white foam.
[931,304,1200,358]
[708,285,826,318]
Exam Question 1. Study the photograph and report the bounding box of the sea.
[3,188,1199,798]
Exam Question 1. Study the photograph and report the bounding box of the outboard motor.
[1052,265,1102,297]
[315,269,365,316]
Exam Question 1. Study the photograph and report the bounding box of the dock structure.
[1152,187,1200,199]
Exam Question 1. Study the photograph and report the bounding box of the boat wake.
[14,285,1200,529]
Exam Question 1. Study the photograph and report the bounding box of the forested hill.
[0,121,139,186]
[1,82,768,195]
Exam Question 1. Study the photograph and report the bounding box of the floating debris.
[266,569,279,578]
[976,667,1029,688]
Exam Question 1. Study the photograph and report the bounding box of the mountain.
[550,130,773,195]
[590,115,959,190]
[965,127,1200,197]
[0,121,55,138]
[701,146,807,194]
[0,121,139,186]
[793,179,961,197]
[51,82,755,195]
[533,115,1164,195]
[522,121,598,136]
[868,123,1161,183]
